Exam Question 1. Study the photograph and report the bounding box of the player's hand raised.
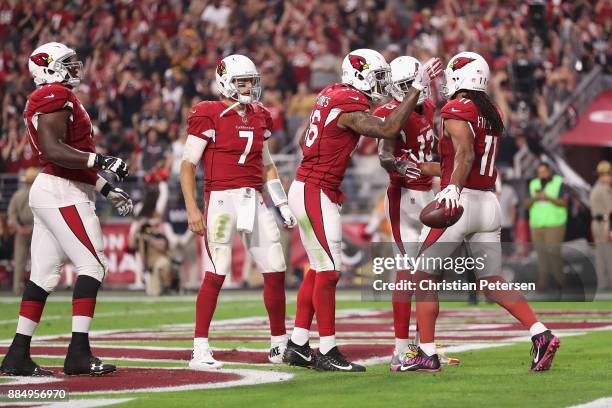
[93,154,129,181]
[187,207,206,236]
[413,57,443,90]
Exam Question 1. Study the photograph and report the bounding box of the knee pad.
[75,255,108,283]
[210,213,233,244]
[266,242,287,272]
[30,264,62,293]
[210,245,231,275]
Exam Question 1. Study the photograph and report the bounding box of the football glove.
[394,150,421,180]
[100,183,133,216]
[435,184,461,216]
[413,57,443,91]
[279,204,297,229]
[393,157,421,180]
[92,154,129,181]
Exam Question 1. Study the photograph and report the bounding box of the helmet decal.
[449,56,475,71]
[30,53,53,67]
[216,60,227,76]
[349,54,369,72]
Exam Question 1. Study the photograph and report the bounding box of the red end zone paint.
[0,367,240,393]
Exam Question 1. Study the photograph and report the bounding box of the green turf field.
[0,293,611,408]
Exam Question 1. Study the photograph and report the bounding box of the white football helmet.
[215,54,261,104]
[442,51,489,99]
[341,49,390,100]
[28,42,83,87]
[389,56,428,105]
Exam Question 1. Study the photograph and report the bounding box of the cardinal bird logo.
[216,60,227,76]
[349,54,369,72]
[30,53,53,67]
[449,57,475,71]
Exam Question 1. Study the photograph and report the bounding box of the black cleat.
[391,347,441,372]
[530,330,560,372]
[313,347,366,372]
[1,347,53,377]
[64,350,116,376]
[282,339,315,368]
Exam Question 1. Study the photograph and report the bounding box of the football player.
[282,49,443,372]
[180,54,297,370]
[0,42,132,377]
[375,56,459,369]
[394,52,560,372]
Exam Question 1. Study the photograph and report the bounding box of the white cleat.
[188,346,223,370]
[268,342,287,364]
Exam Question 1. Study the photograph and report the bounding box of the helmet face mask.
[59,56,84,86]
[229,74,261,104]
[365,67,391,100]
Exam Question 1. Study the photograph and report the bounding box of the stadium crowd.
[0,0,610,177]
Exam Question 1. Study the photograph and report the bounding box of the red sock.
[194,272,225,338]
[19,301,45,324]
[480,276,538,328]
[313,270,340,336]
[263,272,286,336]
[392,270,413,339]
[414,271,439,344]
[294,269,316,330]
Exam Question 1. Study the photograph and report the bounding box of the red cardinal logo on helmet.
[349,54,369,72]
[216,60,227,76]
[450,57,475,71]
[30,53,52,67]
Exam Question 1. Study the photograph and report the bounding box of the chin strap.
[219,101,241,118]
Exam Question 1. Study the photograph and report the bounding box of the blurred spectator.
[498,173,519,243]
[7,167,36,294]
[0,213,13,256]
[0,0,606,211]
[526,162,569,292]
[590,160,612,290]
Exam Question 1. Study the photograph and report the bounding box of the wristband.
[266,179,288,206]
[87,153,97,168]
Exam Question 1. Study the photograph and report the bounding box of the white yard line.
[567,397,612,408]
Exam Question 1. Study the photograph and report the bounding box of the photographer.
[128,188,176,296]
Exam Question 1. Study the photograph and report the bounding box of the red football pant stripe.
[58,205,103,267]
[294,269,316,330]
[387,186,406,255]
[418,227,446,256]
[263,272,286,336]
[19,300,45,323]
[313,270,340,337]
[392,270,414,339]
[414,271,439,344]
[480,276,538,328]
[202,192,215,273]
[304,184,335,270]
[195,272,225,338]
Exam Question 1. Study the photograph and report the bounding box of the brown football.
[419,200,464,228]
